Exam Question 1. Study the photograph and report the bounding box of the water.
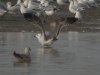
[0,32,100,75]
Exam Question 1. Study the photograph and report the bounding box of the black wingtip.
[13,51,23,59]
[13,51,16,56]
[67,17,78,24]
[53,37,58,41]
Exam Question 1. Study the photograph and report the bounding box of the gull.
[19,0,44,21]
[0,1,16,17]
[38,0,54,7]
[23,0,30,7]
[44,5,57,16]
[66,0,100,26]
[27,0,41,10]
[20,2,40,21]
[74,0,91,9]
[17,0,21,5]
[83,0,99,7]
[6,2,20,12]
[41,0,49,7]
[77,0,99,8]
[66,11,82,24]
[34,18,65,47]
[69,0,85,14]
[27,0,43,16]
[6,0,22,13]
[20,3,33,20]
[13,47,31,63]
[36,0,57,16]
[70,0,100,13]
[63,0,82,25]
[0,0,21,17]
[67,0,100,24]
[37,0,49,6]
[56,0,69,5]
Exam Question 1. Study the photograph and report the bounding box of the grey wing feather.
[34,16,47,39]
[54,24,63,39]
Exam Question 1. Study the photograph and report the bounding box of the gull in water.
[13,47,31,63]
[34,18,65,47]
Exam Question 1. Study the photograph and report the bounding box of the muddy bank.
[0,7,100,32]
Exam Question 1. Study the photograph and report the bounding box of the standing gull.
[19,0,45,21]
[64,0,82,25]
[44,5,57,16]
[6,2,20,12]
[67,0,100,25]
[20,2,40,21]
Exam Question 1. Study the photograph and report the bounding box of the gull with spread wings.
[34,18,65,47]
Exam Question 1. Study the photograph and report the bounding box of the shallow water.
[0,32,100,75]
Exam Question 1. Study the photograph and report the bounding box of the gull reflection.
[13,61,31,67]
[13,62,31,75]
[36,47,59,58]
[68,31,79,48]
[0,33,7,46]
[36,47,76,65]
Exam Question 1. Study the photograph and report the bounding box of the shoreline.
[0,9,100,32]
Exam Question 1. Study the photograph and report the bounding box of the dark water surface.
[0,32,100,75]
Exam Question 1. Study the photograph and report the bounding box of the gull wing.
[52,18,65,40]
[13,51,28,59]
[33,15,47,40]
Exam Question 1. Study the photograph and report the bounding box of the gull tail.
[13,51,23,59]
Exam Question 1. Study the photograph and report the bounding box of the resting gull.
[13,47,31,63]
